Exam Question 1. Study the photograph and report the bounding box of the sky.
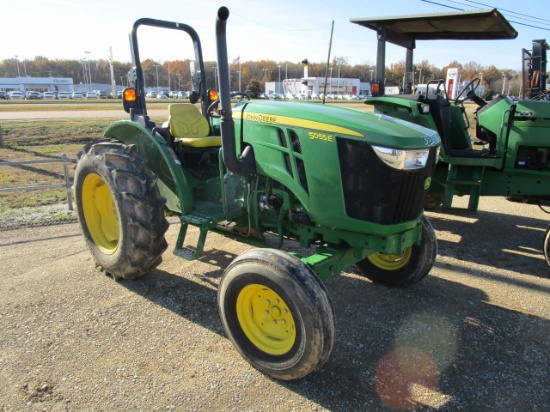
[2,0,550,70]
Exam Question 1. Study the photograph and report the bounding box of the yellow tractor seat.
[168,104,221,148]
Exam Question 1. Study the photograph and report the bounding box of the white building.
[267,77,370,98]
[0,76,75,93]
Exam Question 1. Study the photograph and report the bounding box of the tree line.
[0,55,528,98]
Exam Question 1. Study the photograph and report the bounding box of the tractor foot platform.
[173,201,229,260]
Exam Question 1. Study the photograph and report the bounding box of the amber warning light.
[124,88,137,101]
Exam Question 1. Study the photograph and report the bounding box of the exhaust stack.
[215,7,256,177]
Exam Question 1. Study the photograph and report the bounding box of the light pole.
[155,64,160,92]
[329,67,333,94]
[14,55,20,77]
[82,58,88,90]
[370,69,374,82]
[84,51,92,90]
[262,68,268,92]
[337,63,341,97]
[108,46,116,98]
[166,63,171,92]
[277,65,281,95]
[213,67,218,90]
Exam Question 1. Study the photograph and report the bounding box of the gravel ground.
[0,197,549,411]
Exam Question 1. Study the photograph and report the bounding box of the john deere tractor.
[73,7,440,380]
[352,8,550,268]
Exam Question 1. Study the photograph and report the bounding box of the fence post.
[61,153,74,211]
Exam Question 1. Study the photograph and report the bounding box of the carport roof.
[350,8,517,48]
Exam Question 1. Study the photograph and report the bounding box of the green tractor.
[352,8,550,267]
[73,7,440,380]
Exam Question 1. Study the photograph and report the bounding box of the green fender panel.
[103,120,192,214]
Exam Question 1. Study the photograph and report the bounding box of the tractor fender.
[103,120,193,214]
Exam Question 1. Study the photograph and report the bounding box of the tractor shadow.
[291,272,550,411]
[117,226,549,411]
[426,204,550,279]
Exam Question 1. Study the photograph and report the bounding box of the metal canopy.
[351,8,517,49]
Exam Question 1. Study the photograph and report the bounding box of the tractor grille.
[278,128,308,192]
[337,138,436,225]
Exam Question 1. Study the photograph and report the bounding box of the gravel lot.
[1,196,549,411]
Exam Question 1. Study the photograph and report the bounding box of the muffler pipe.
[215,6,255,177]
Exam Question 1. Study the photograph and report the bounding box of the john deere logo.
[424,177,432,190]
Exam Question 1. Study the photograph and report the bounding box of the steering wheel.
[455,78,481,105]
[230,92,251,102]
[207,92,251,118]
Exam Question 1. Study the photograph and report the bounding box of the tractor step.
[443,165,485,211]
[174,201,229,260]
[181,201,226,225]
[173,246,199,260]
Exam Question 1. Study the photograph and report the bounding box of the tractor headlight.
[372,145,430,170]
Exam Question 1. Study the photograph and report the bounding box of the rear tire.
[74,140,169,280]
[218,248,335,380]
[355,216,437,287]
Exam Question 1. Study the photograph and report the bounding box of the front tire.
[74,140,169,280]
[218,248,335,380]
[543,225,550,268]
[355,216,437,287]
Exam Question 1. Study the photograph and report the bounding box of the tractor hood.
[234,100,440,233]
[234,100,440,149]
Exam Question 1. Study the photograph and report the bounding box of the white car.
[146,91,157,98]
[95,90,108,99]
[71,92,84,99]
[8,91,25,99]
[86,91,98,99]
[25,91,41,100]
[156,92,168,99]
[42,92,56,100]
[58,92,71,100]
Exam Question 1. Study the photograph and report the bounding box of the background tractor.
[73,7,440,380]
[352,8,550,268]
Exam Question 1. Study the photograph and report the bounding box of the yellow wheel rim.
[368,248,412,271]
[81,173,120,254]
[236,284,296,355]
